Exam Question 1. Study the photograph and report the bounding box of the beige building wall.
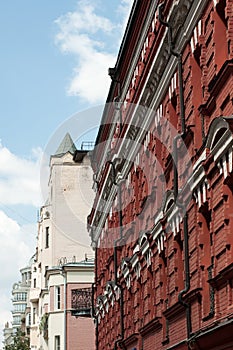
[46,263,95,350]
[29,134,95,349]
[49,152,94,264]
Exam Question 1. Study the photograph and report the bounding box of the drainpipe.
[172,115,192,342]
[200,110,206,143]
[172,130,192,341]
[173,137,191,339]
[159,3,192,340]
[114,182,125,350]
[158,3,185,134]
[108,68,123,136]
[178,211,192,339]
[61,267,67,350]
[93,248,99,350]
[106,161,125,350]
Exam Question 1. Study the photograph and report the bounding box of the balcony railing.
[71,288,92,317]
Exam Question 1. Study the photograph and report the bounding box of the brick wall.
[93,0,233,349]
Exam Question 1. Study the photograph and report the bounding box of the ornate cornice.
[90,0,210,243]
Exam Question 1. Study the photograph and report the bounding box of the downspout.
[178,211,192,339]
[106,161,125,350]
[114,182,125,350]
[108,68,123,134]
[94,248,99,350]
[158,3,185,134]
[200,110,206,143]
[159,2,192,340]
[61,267,67,350]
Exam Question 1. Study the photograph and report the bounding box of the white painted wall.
[48,312,64,350]
[29,150,95,349]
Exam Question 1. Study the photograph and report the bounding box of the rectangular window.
[55,286,61,310]
[28,313,31,326]
[55,335,60,350]
[45,227,49,248]
[32,307,36,324]
[45,266,48,288]
[33,278,36,288]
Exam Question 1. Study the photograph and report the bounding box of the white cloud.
[0,211,36,282]
[67,51,115,103]
[0,144,42,207]
[0,211,36,347]
[55,0,134,104]
[0,144,39,346]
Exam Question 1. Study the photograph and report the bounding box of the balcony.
[29,288,40,302]
[71,288,92,317]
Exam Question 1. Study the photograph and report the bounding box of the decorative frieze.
[168,208,182,236]
[131,253,141,280]
[216,146,233,179]
[143,132,151,152]
[95,282,120,322]
[193,178,210,208]
[121,258,131,290]
[139,232,152,267]
[190,20,202,52]
[152,221,165,254]
[168,72,178,99]
[155,104,163,127]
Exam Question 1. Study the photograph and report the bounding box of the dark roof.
[73,150,89,163]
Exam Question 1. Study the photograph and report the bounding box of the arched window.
[206,117,233,152]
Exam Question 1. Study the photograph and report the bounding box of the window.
[55,335,60,350]
[26,312,31,327]
[45,266,48,288]
[14,303,27,312]
[33,278,36,288]
[32,307,37,324]
[13,316,21,325]
[45,227,49,248]
[55,286,61,310]
[14,292,27,301]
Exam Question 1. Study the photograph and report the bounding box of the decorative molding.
[139,317,162,336]
[91,0,211,245]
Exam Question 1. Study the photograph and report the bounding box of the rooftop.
[54,132,77,156]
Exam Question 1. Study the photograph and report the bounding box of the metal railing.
[71,288,92,317]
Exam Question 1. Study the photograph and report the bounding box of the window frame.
[45,226,49,248]
[55,335,60,350]
[55,286,61,310]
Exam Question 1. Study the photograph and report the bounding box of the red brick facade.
[66,283,95,350]
[89,0,233,349]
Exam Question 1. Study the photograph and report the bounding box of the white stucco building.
[3,256,34,348]
[29,133,95,350]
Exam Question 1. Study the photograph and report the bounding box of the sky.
[0,0,133,346]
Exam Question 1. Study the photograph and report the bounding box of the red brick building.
[88,0,233,349]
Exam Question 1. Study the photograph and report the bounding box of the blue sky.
[0,0,77,155]
[0,0,124,156]
[0,0,133,346]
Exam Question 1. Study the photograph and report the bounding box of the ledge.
[123,332,139,347]
[208,262,233,289]
[163,288,202,320]
[139,317,162,336]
